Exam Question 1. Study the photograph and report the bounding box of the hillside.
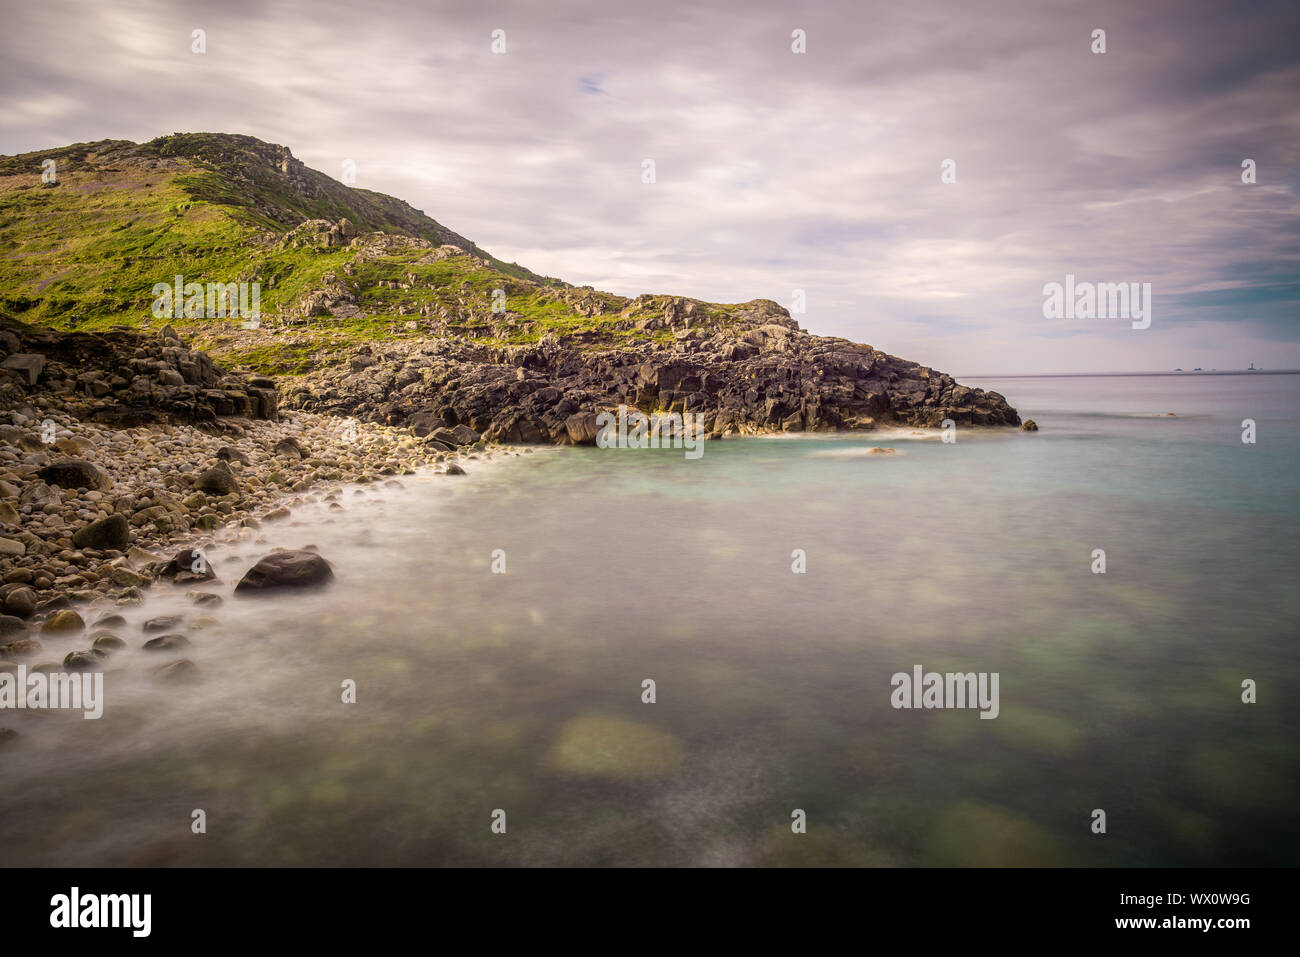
[0,133,1020,441]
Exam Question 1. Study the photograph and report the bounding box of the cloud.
[1,0,1296,372]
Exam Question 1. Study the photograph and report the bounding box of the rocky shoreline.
[0,303,1025,724]
[0,321,494,702]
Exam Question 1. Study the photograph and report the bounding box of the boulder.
[1,353,45,385]
[71,513,130,550]
[63,650,103,671]
[158,548,216,583]
[143,633,191,652]
[235,550,334,595]
[38,460,107,491]
[274,437,305,458]
[142,615,183,633]
[40,609,85,634]
[91,634,126,652]
[194,467,239,495]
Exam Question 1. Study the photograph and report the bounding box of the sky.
[1,0,1296,374]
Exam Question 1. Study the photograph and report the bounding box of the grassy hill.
[0,133,768,377]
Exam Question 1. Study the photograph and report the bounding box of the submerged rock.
[1020,419,1039,431]
[0,638,42,659]
[62,650,103,671]
[143,633,191,652]
[91,634,126,652]
[545,714,684,780]
[142,615,183,633]
[152,659,200,684]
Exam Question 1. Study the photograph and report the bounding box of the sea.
[2,372,1296,866]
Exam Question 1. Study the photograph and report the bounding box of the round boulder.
[235,550,334,595]
[194,467,239,495]
[4,586,37,618]
[41,609,85,634]
[38,460,107,491]
[143,633,191,652]
[158,548,217,583]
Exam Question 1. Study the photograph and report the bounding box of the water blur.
[2,373,1297,866]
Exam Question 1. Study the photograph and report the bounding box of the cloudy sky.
[2,0,1296,373]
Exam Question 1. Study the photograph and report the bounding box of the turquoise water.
[2,374,1297,866]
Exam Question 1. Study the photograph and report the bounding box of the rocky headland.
[0,132,1023,709]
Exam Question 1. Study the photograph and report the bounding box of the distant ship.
[1193,367,1203,371]
[1248,362,1260,371]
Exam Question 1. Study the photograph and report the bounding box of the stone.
[152,658,200,684]
[38,460,107,491]
[0,537,24,557]
[63,650,102,671]
[2,587,36,618]
[0,638,42,659]
[158,548,216,582]
[194,467,239,495]
[110,567,146,587]
[1020,419,1039,432]
[92,634,126,652]
[234,550,334,594]
[40,609,85,634]
[71,513,130,550]
[1,353,46,385]
[142,615,183,633]
[143,633,191,652]
[274,437,305,458]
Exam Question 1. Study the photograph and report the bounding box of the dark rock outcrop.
[280,300,1019,442]
[0,315,277,425]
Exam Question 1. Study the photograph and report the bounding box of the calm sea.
[2,373,1296,866]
